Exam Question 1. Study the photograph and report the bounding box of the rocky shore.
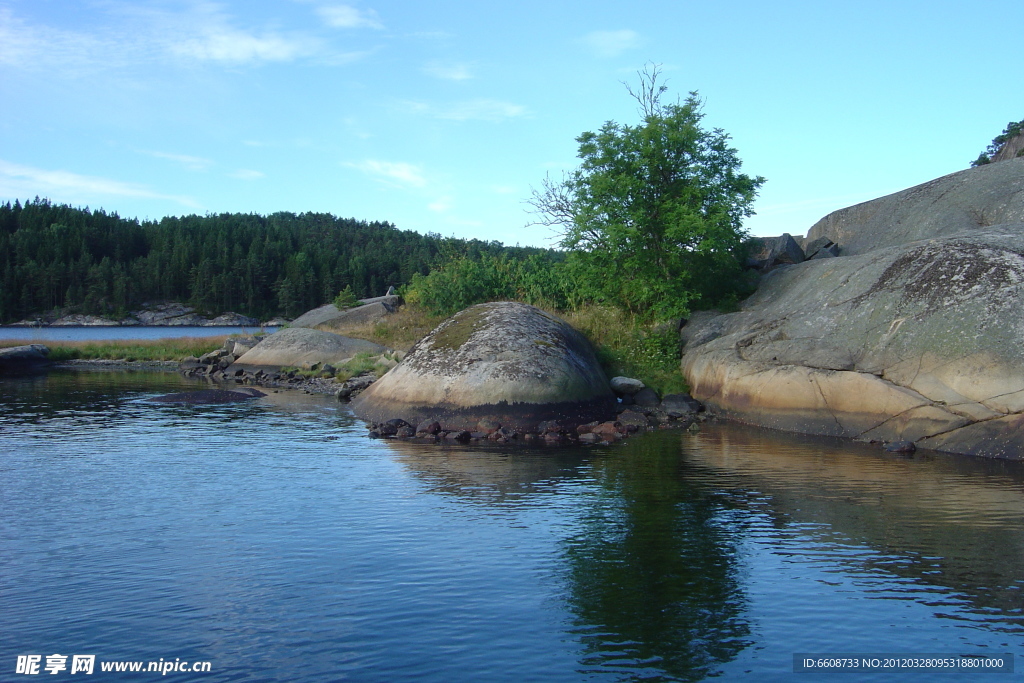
[9,302,280,328]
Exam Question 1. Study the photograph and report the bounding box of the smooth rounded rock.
[352,301,614,432]
[232,327,387,370]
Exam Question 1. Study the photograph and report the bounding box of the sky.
[1,0,1021,248]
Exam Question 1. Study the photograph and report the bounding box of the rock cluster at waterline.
[681,157,1024,459]
[353,301,617,432]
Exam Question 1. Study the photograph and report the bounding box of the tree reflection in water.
[561,432,751,681]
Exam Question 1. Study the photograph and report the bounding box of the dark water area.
[0,326,278,343]
[1,370,1021,681]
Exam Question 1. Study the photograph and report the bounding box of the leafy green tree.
[529,64,764,320]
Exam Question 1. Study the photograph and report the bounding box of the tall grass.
[557,305,689,396]
[0,337,227,362]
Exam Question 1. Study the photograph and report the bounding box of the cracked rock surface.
[682,160,1024,459]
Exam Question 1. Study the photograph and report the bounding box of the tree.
[971,118,1024,167]
[529,64,764,320]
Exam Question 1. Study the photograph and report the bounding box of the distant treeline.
[0,198,550,323]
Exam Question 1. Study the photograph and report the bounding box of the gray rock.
[51,314,120,326]
[884,440,917,454]
[290,296,401,330]
[352,301,615,432]
[632,387,661,408]
[806,157,1024,257]
[149,389,264,404]
[204,312,260,327]
[232,327,387,370]
[746,233,805,270]
[0,344,50,372]
[809,243,840,259]
[680,161,1024,459]
[610,376,646,395]
[660,393,702,416]
[802,236,837,260]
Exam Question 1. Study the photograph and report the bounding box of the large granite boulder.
[681,159,1024,460]
[352,301,615,431]
[231,327,386,370]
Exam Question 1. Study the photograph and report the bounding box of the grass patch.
[0,336,228,362]
[319,305,445,353]
[556,305,689,396]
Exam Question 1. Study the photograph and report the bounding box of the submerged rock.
[149,389,266,404]
[352,301,615,432]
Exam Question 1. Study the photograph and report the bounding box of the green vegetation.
[528,64,764,320]
[395,67,763,392]
[971,118,1024,166]
[332,285,362,309]
[0,199,549,323]
[0,337,226,362]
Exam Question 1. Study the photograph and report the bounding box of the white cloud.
[0,159,198,207]
[0,5,335,72]
[405,99,528,122]
[171,27,315,65]
[422,61,473,81]
[580,29,642,58]
[316,4,383,29]
[347,160,427,188]
[427,196,453,212]
[142,151,214,172]
[229,169,265,180]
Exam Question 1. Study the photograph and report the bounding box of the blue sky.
[1,1,1021,247]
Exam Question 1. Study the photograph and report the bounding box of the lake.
[1,369,1021,681]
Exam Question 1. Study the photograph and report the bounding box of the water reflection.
[561,434,751,682]
[386,425,1024,680]
[685,425,1024,634]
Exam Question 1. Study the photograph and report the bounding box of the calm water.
[1,370,1021,681]
[0,326,278,342]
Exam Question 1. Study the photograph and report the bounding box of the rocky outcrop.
[0,344,50,373]
[681,159,1024,460]
[352,301,615,432]
[991,131,1024,164]
[805,157,1024,257]
[290,295,401,330]
[231,327,387,371]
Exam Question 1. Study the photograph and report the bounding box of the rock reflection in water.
[685,424,1024,631]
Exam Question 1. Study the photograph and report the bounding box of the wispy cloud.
[0,159,199,207]
[315,4,383,29]
[170,25,316,65]
[229,169,266,180]
[580,29,642,58]
[427,196,453,212]
[422,61,473,81]
[405,99,528,122]
[346,160,428,188]
[0,4,352,73]
[141,150,214,172]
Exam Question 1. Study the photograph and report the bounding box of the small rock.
[633,387,661,408]
[477,419,502,434]
[610,376,646,396]
[416,420,441,435]
[884,440,917,454]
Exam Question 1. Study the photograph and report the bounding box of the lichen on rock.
[352,301,615,432]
